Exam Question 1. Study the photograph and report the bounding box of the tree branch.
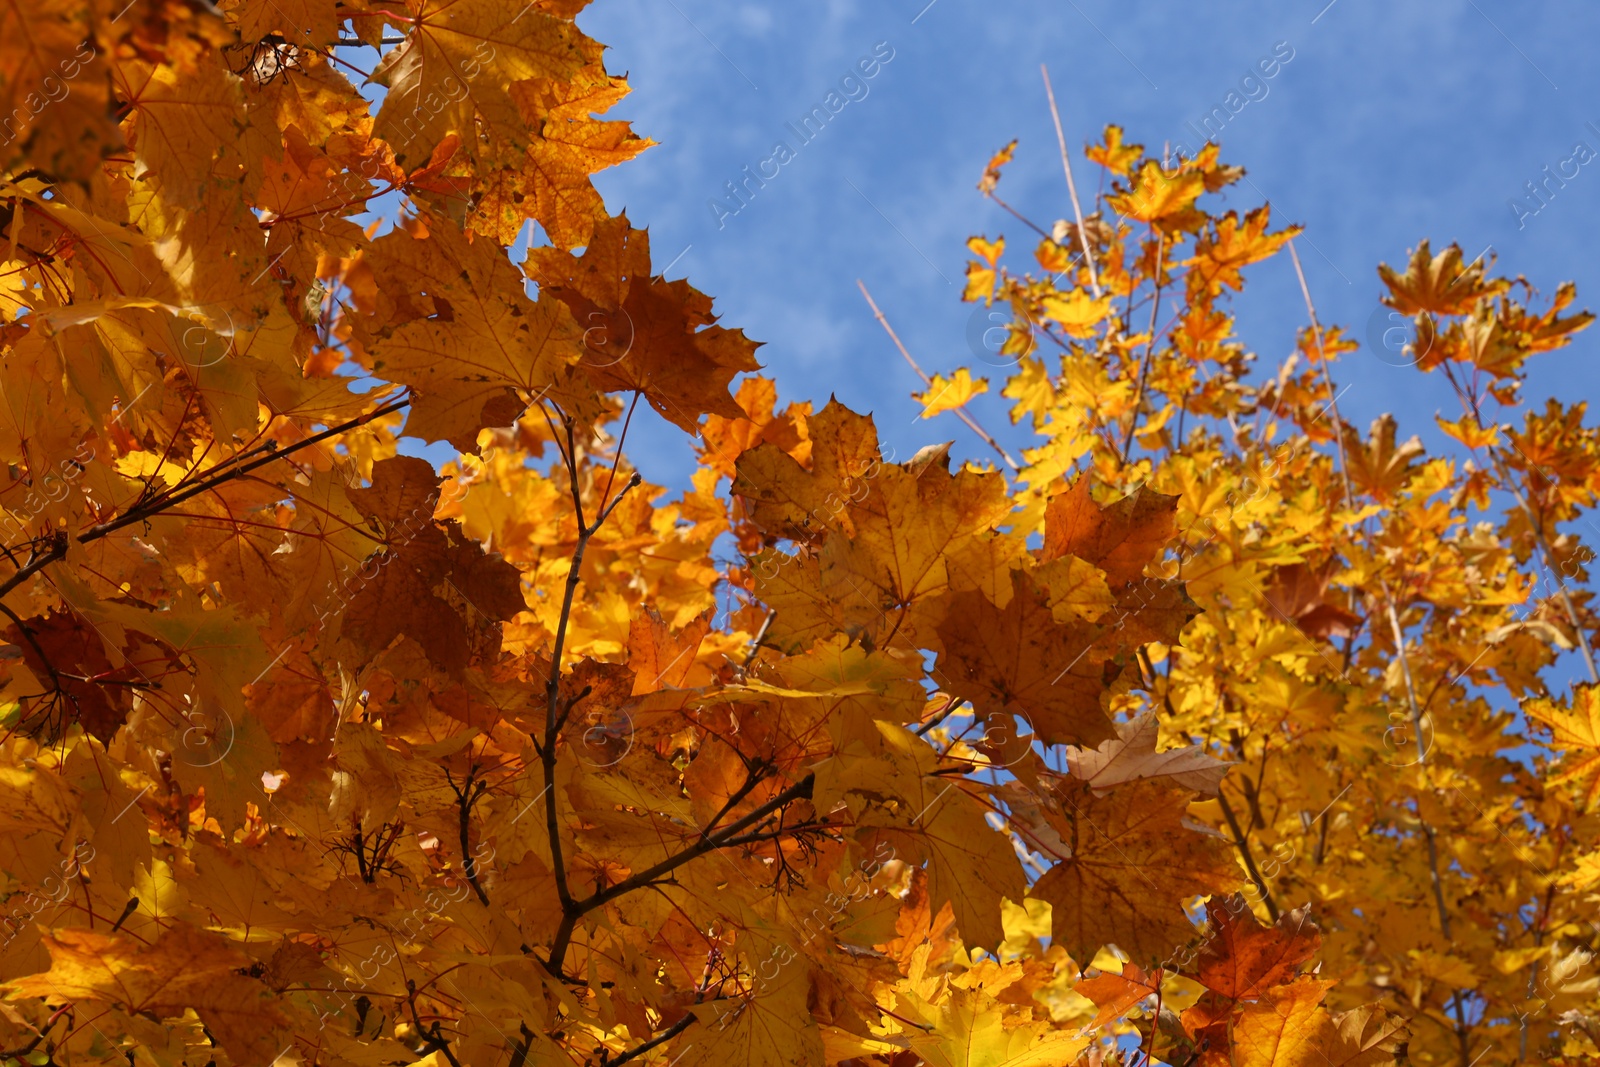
[1216,787,1279,922]
[403,978,463,1067]
[507,1022,535,1067]
[0,395,411,604]
[603,1013,697,1066]
[1041,63,1103,300]
[544,773,818,976]
[1121,230,1166,459]
[698,758,771,840]
[582,773,816,915]
[447,767,491,906]
[536,410,644,976]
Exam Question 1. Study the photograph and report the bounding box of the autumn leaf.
[1043,476,1179,585]
[364,217,586,448]
[1073,962,1163,1030]
[370,0,588,169]
[1109,160,1206,230]
[1228,977,1335,1067]
[5,926,289,1063]
[905,987,1092,1066]
[1041,289,1114,338]
[978,139,1017,194]
[1195,899,1323,1001]
[1190,206,1300,295]
[1029,780,1239,963]
[1065,714,1233,795]
[1525,684,1600,810]
[916,369,989,418]
[1229,981,1407,1067]
[936,569,1118,748]
[1378,239,1509,317]
[113,58,245,210]
[526,214,762,430]
[5,610,131,742]
[470,75,653,248]
[0,4,114,183]
[1436,413,1501,450]
[340,457,525,671]
[1087,125,1142,176]
[1262,562,1363,642]
[1341,414,1425,501]
[222,0,344,47]
[701,375,812,482]
[892,776,1027,952]
[682,963,824,1067]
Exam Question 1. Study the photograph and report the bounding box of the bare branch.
[1041,63,1103,299]
[856,280,1020,472]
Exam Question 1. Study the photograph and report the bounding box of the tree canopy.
[0,2,1597,1066]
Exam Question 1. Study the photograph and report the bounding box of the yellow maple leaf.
[905,987,1091,1066]
[1041,289,1113,337]
[1109,160,1206,229]
[1086,124,1142,176]
[916,369,990,418]
[1525,683,1600,810]
[1378,239,1510,317]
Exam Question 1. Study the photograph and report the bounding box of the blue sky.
[567,0,1600,491]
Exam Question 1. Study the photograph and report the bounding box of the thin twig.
[698,760,771,842]
[1287,241,1355,507]
[1120,230,1166,459]
[604,1014,697,1066]
[543,771,815,976]
[1288,246,1471,1064]
[913,695,965,737]
[987,193,1055,245]
[406,981,463,1067]
[447,767,491,906]
[595,392,642,518]
[0,395,411,604]
[580,774,816,915]
[1216,788,1280,921]
[540,414,644,972]
[741,609,774,669]
[1041,63,1102,299]
[1384,591,1472,1062]
[856,280,1020,472]
[108,896,139,933]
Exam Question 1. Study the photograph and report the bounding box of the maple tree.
[0,3,1598,1066]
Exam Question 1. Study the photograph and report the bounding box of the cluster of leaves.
[951,126,1600,1063]
[0,2,1598,1066]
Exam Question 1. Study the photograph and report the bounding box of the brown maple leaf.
[1262,562,1363,642]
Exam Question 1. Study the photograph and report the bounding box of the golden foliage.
[0,5,1595,1067]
